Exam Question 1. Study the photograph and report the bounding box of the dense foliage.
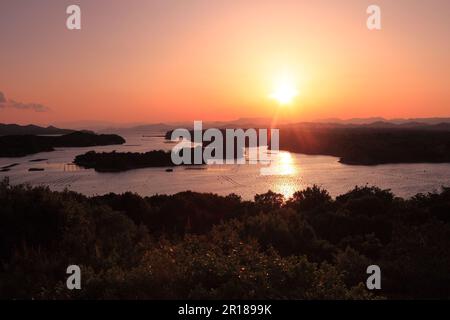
[1,178,450,299]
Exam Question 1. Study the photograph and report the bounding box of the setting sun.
[270,74,299,105]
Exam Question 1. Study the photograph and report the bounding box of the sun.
[270,74,299,105]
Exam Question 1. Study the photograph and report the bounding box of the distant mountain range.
[0,123,74,136]
[101,123,177,134]
[62,117,450,133]
[108,117,450,133]
[281,121,450,131]
[316,117,450,125]
[3,117,450,136]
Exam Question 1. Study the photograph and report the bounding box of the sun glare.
[270,73,299,105]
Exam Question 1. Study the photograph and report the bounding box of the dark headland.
[0,123,74,136]
[0,131,126,157]
[278,125,450,165]
[165,122,450,165]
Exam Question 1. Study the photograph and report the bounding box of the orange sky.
[0,0,449,125]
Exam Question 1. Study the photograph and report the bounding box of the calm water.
[1,133,450,200]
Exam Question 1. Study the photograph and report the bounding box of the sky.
[0,0,449,126]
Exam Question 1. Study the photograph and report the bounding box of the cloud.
[0,91,49,112]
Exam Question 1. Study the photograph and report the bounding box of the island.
[0,131,126,157]
[73,147,205,172]
[74,150,175,172]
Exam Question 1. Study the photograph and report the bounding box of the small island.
[0,131,126,157]
[74,150,176,172]
[0,163,19,172]
[74,147,208,172]
[73,146,242,172]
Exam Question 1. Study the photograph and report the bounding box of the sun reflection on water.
[273,180,299,199]
[261,151,297,176]
[263,151,302,199]
[277,152,297,176]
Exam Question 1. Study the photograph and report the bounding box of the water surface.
[1,134,449,199]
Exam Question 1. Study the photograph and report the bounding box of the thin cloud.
[0,91,49,112]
